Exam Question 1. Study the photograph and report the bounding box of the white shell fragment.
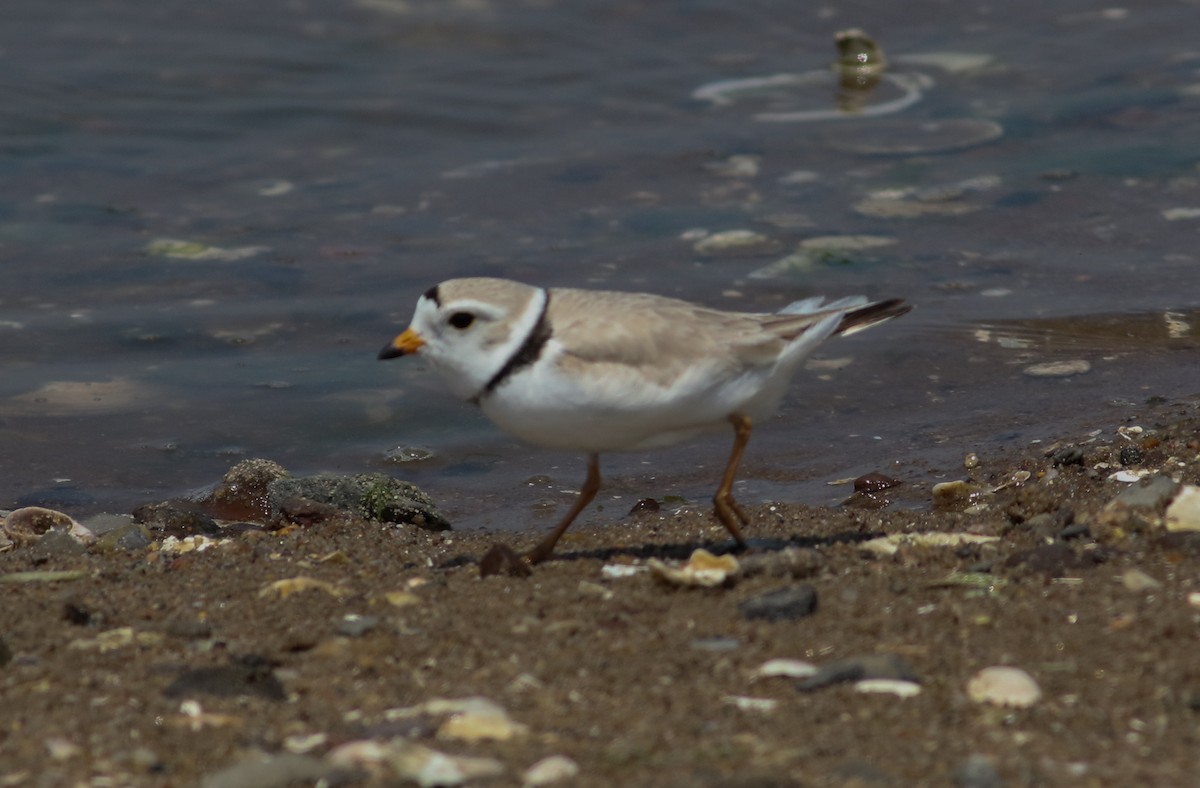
[648,548,739,587]
[523,755,580,786]
[1165,485,1200,533]
[328,740,504,787]
[722,695,779,713]
[1120,568,1162,592]
[855,679,922,698]
[600,563,648,579]
[752,658,820,680]
[860,532,999,557]
[967,666,1042,708]
[159,535,229,554]
[1109,469,1151,484]
[384,697,527,743]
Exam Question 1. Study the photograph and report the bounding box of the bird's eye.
[448,311,475,330]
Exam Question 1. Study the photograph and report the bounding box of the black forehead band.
[423,285,441,306]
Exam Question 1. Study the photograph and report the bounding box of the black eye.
[448,311,475,330]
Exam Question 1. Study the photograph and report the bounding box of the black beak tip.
[378,344,403,360]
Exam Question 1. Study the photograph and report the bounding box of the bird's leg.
[526,453,601,565]
[712,414,752,548]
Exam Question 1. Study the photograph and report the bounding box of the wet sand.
[2,396,1199,786]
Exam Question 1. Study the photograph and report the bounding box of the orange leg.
[712,414,752,548]
[526,453,601,564]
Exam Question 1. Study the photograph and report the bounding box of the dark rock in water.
[628,498,660,515]
[798,653,918,691]
[854,472,901,492]
[165,655,286,701]
[209,459,291,521]
[843,471,902,509]
[739,585,818,621]
[267,473,450,531]
[132,503,221,538]
[479,543,532,578]
[273,497,343,528]
[0,637,11,667]
[165,617,214,640]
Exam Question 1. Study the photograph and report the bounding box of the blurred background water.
[2,0,1199,530]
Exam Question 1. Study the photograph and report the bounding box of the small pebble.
[738,585,818,621]
[523,755,580,786]
[967,666,1041,708]
[1023,359,1091,377]
[752,658,819,680]
[335,614,380,638]
[1121,568,1161,592]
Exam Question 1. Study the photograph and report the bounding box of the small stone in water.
[692,229,779,257]
[628,498,660,515]
[854,472,901,492]
[1023,359,1091,377]
[385,446,434,463]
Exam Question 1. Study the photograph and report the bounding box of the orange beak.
[378,327,425,359]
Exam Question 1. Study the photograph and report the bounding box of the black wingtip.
[836,298,912,336]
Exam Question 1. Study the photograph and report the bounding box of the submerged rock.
[267,473,449,531]
[132,502,222,538]
[209,459,290,520]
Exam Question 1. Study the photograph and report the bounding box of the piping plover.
[379,278,909,563]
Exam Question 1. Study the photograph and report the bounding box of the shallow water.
[2,0,1199,530]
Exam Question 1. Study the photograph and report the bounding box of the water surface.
[3,0,1199,531]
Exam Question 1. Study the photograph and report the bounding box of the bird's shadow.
[437,530,881,570]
